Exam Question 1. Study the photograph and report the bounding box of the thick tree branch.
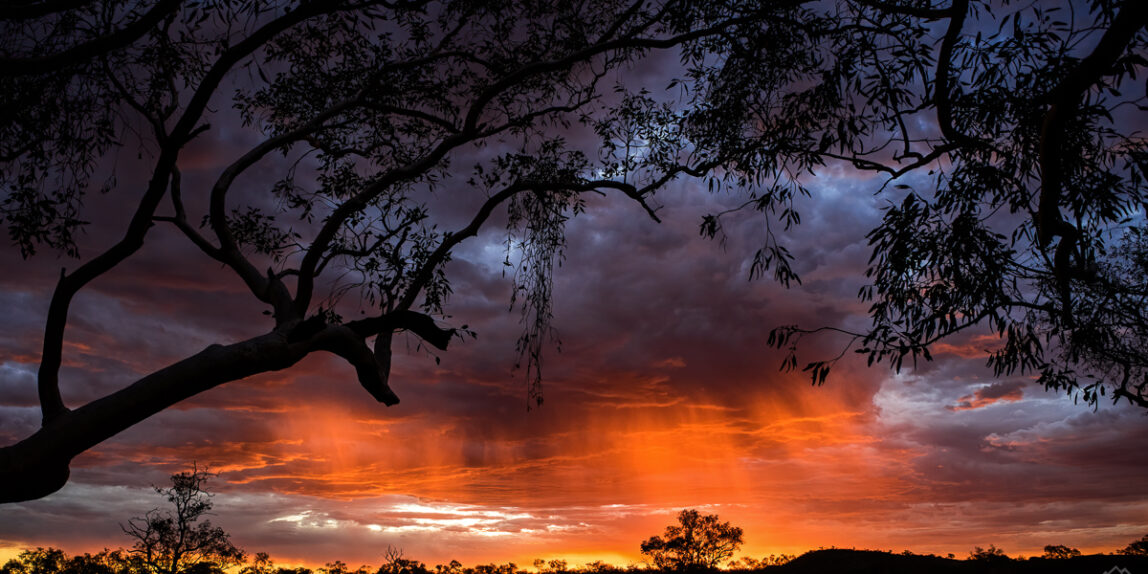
[934,0,977,148]
[0,0,181,76]
[1037,0,1148,247]
[346,310,454,351]
[820,143,958,177]
[2,309,425,502]
[310,325,401,405]
[7,331,309,502]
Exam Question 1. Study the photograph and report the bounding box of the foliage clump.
[967,545,1010,563]
[1041,544,1081,559]
[640,510,744,571]
[1119,534,1148,556]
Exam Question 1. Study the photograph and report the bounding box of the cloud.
[946,380,1027,411]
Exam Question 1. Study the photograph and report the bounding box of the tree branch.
[0,0,181,76]
[850,0,952,20]
[1037,0,1148,247]
[1036,0,1148,323]
[293,8,784,317]
[35,4,326,424]
[0,0,95,21]
[461,12,775,134]
[208,95,363,319]
[7,330,309,502]
[2,303,432,502]
[154,166,226,262]
[361,103,459,133]
[934,0,978,148]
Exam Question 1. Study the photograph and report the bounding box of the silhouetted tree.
[0,0,813,503]
[532,560,569,574]
[578,561,616,574]
[733,554,793,569]
[63,551,138,574]
[434,562,463,574]
[239,553,277,574]
[967,546,1010,562]
[640,510,743,571]
[318,562,374,574]
[122,468,245,574]
[0,548,67,574]
[0,548,144,574]
[1120,534,1148,556]
[1042,545,1082,559]
[3,0,1148,503]
[470,563,517,574]
[377,547,429,574]
[745,0,1148,408]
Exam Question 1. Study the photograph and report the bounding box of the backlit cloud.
[946,381,1027,411]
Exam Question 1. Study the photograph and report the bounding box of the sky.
[3,4,1148,571]
[2,160,1147,569]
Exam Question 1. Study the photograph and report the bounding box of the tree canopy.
[639,509,744,571]
[1041,545,1082,560]
[2,0,1147,502]
[1120,534,1148,556]
[122,468,246,574]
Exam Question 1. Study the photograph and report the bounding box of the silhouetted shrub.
[1041,545,1081,559]
[1120,534,1148,556]
[967,545,1010,562]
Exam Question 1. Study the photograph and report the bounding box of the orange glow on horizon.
[6,340,1145,569]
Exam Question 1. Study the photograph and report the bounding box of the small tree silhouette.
[1041,545,1081,559]
[640,510,743,571]
[435,561,464,574]
[379,547,429,574]
[1119,534,1148,556]
[238,552,276,574]
[968,546,1009,562]
[122,467,245,574]
[533,559,569,573]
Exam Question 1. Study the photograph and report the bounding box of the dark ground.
[768,549,1148,574]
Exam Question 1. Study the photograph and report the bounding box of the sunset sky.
[3,160,1146,568]
[3,4,1148,570]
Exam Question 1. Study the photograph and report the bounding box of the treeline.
[0,548,796,574]
[5,542,1148,574]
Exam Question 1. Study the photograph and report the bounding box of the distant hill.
[769,549,1148,574]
